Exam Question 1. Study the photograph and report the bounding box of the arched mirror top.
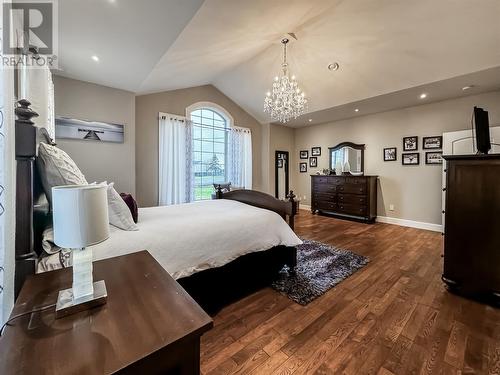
[329,142,365,173]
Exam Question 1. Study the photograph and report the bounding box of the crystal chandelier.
[264,38,308,123]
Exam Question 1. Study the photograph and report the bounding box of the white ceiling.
[56,0,204,91]
[56,0,500,124]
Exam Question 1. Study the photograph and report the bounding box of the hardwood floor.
[200,211,500,375]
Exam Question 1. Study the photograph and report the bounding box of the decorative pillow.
[41,227,61,255]
[120,193,138,223]
[103,182,138,231]
[36,142,88,204]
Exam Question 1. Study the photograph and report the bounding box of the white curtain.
[20,65,55,138]
[228,127,252,189]
[158,114,193,205]
[0,35,16,324]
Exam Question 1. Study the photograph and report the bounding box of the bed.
[14,99,299,312]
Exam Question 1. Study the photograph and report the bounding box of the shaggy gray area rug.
[272,239,369,305]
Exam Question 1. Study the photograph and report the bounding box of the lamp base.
[55,280,107,319]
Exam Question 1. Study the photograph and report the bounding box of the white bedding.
[38,199,302,279]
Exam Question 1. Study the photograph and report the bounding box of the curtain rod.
[159,113,251,133]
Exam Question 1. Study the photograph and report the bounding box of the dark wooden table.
[0,251,213,374]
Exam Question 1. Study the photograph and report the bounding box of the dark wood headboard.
[14,99,54,298]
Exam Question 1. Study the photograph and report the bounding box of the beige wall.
[53,76,136,194]
[136,85,264,207]
[293,90,500,225]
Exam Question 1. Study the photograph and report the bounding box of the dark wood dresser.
[0,251,213,374]
[311,175,378,222]
[442,154,500,303]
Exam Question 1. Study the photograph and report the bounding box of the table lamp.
[52,185,109,318]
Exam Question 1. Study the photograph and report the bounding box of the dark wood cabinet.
[0,251,213,374]
[442,154,500,302]
[311,175,377,223]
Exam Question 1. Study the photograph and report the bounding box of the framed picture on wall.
[55,116,125,143]
[426,151,443,165]
[402,152,420,165]
[277,159,283,168]
[311,147,321,156]
[383,147,397,161]
[299,162,308,173]
[423,136,443,150]
[403,136,418,151]
[309,157,317,167]
[300,150,309,159]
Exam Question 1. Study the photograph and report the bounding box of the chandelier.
[264,38,308,123]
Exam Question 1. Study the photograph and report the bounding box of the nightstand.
[0,251,213,374]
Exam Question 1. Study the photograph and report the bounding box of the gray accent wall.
[292,91,500,225]
[135,85,264,207]
[53,76,136,194]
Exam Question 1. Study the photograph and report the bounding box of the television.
[473,106,491,154]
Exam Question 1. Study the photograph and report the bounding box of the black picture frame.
[403,136,418,151]
[425,151,443,165]
[311,147,321,156]
[299,162,308,173]
[383,147,397,161]
[423,136,443,150]
[299,150,309,159]
[309,157,317,167]
[402,152,420,165]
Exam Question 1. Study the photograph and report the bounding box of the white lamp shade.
[52,185,109,248]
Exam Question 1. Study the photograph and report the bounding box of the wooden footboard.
[215,187,297,230]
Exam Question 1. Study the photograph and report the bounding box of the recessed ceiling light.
[354,108,359,112]
[327,62,340,71]
[462,85,475,91]
[308,118,312,122]
[419,93,427,99]
[91,55,99,62]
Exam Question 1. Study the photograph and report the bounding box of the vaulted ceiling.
[56,0,500,126]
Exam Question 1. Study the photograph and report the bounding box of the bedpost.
[286,190,297,230]
[14,99,38,298]
[215,184,223,199]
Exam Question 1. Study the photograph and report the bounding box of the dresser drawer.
[337,194,367,205]
[317,201,337,211]
[312,176,329,184]
[337,203,367,216]
[336,183,366,195]
[313,191,336,200]
[345,177,366,184]
[312,184,336,193]
[328,176,344,185]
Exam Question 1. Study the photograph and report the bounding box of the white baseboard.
[298,205,442,232]
[376,216,442,232]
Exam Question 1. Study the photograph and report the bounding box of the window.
[190,108,229,200]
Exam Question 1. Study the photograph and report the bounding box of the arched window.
[188,104,232,200]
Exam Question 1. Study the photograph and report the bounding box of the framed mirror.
[329,142,365,174]
[275,150,289,199]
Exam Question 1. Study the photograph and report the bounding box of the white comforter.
[39,199,302,279]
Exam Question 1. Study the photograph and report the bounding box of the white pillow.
[37,142,88,203]
[97,182,138,231]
